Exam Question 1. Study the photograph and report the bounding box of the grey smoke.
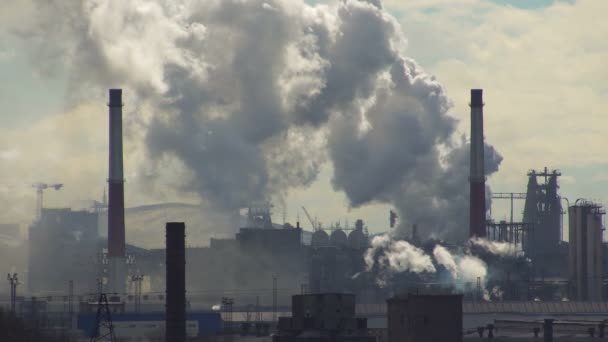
[13,0,501,240]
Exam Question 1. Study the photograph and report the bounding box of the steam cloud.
[365,234,436,276]
[469,237,522,257]
[12,0,502,240]
[367,234,495,291]
[432,245,458,278]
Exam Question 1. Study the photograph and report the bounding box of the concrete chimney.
[166,222,186,342]
[469,89,486,238]
[107,89,126,292]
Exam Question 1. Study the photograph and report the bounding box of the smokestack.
[166,222,186,342]
[469,89,486,238]
[108,89,126,257]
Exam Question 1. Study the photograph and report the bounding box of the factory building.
[387,294,463,342]
[309,220,369,295]
[568,201,605,301]
[274,293,374,342]
[28,208,100,294]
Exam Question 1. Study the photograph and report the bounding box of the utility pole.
[272,276,277,322]
[7,273,18,314]
[68,280,74,329]
[131,274,144,313]
[255,296,261,322]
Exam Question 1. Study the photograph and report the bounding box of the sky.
[0,0,606,240]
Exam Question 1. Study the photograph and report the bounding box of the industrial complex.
[2,88,606,341]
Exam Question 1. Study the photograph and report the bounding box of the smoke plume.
[11,0,501,239]
[432,245,458,279]
[469,237,522,257]
[365,234,435,285]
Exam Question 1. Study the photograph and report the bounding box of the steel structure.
[7,273,18,313]
[491,192,526,225]
[486,221,532,246]
[523,168,562,258]
[90,293,117,342]
[469,89,486,237]
[131,274,144,313]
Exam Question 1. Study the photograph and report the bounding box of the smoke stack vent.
[107,89,126,257]
[166,222,186,342]
[469,89,486,238]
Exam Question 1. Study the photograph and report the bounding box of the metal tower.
[90,293,116,342]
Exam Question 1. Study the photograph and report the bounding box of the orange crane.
[32,182,63,220]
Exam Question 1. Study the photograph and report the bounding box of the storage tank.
[311,230,329,248]
[348,229,368,249]
[330,230,347,247]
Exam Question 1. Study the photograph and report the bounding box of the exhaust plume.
[433,245,458,279]
[365,234,435,285]
[469,237,522,257]
[11,0,501,240]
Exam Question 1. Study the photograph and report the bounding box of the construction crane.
[33,182,63,220]
[301,206,319,231]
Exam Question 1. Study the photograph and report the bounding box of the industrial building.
[523,168,567,277]
[274,293,375,342]
[28,208,100,294]
[387,294,463,342]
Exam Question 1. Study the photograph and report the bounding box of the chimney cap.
[109,89,123,107]
[470,89,483,107]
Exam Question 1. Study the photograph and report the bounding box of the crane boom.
[301,206,318,231]
[32,182,63,220]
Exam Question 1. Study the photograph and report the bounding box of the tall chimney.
[469,89,486,238]
[108,89,126,257]
[107,89,126,293]
[166,222,186,342]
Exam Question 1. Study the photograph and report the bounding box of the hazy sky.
[0,0,605,238]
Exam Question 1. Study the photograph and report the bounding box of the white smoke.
[367,235,493,295]
[365,234,436,276]
[433,245,458,278]
[6,0,502,240]
[457,254,488,284]
[469,237,522,257]
[433,245,487,285]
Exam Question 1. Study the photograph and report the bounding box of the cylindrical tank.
[330,230,347,247]
[348,229,368,249]
[311,230,329,248]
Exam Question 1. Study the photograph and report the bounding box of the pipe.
[166,222,186,342]
[469,89,487,237]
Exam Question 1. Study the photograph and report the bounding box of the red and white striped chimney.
[469,89,486,238]
[108,89,126,257]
